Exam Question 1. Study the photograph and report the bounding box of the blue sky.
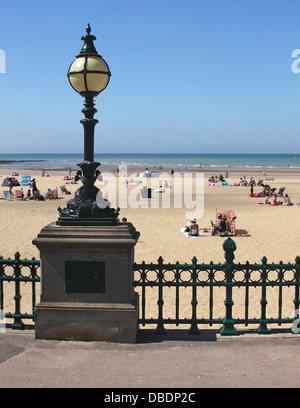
[0,0,300,154]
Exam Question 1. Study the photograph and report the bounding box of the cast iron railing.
[0,252,40,329]
[133,239,300,335]
[0,239,299,335]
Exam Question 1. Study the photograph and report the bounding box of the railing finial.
[223,237,237,263]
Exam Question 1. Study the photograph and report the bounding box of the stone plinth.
[32,222,139,343]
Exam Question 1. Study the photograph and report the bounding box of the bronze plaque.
[65,261,105,293]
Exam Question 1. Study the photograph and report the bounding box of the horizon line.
[0,152,299,156]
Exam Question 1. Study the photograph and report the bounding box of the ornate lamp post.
[58,24,119,225]
[33,25,139,343]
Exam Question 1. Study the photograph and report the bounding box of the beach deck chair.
[3,191,12,200]
[60,185,71,195]
[52,187,58,199]
[15,190,24,199]
[215,208,236,235]
[60,185,68,194]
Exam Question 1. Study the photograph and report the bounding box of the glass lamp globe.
[67,24,111,96]
[68,55,111,95]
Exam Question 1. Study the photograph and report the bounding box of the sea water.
[0,153,299,170]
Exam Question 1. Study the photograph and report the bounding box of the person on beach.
[262,185,270,196]
[218,214,227,231]
[26,189,32,200]
[31,179,37,193]
[62,185,71,194]
[283,194,292,206]
[270,194,281,206]
[249,178,256,196]
[8,179,13,196]
[211,213,232,235]
[188,218,199,237]
[263,192,270,204]
[185,218,198,233]
[239,177,247,186]
[45,188,53,199]
[30,178,41,199]
[184,219,191,232]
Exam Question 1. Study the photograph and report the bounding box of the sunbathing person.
[185,218,197,232]
[45,188,54,199]
[188,219,199,237]
[283,194,292,206]
[211,213,237,236]
[61,185,71,194]
[25,189,32,200]
[263,192,270,204]
[211,214,228,235]
[270,194,282,206]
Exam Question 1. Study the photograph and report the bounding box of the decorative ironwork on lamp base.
[57,163,119,226]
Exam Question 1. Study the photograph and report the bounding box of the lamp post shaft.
[81,94,98,162]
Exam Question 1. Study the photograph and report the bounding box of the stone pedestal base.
[33,221,140,343]
[35,294,139,343]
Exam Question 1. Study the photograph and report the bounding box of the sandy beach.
[0,165,299,329]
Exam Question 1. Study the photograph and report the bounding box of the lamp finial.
[79,24,98,56]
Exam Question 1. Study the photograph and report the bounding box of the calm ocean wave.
[0,153,299,170]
